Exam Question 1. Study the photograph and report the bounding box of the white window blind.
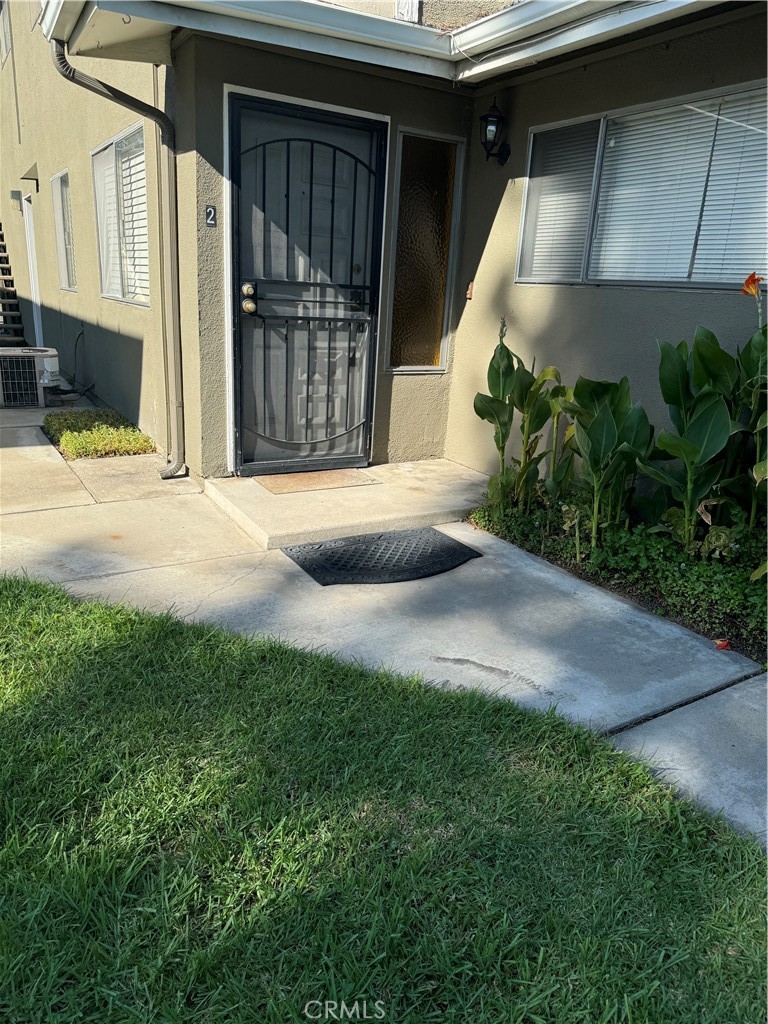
[93,126,149,303]
[519,87,767,287]
[690,91,768,282]
[51,171,76,290]
[519,121,600,281]
[116,130,149,302]
[589,102,718,281]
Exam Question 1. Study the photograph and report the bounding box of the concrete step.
[205,459,489,550]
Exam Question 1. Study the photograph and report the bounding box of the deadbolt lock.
[241,283,255,297]
[242,299,257,314]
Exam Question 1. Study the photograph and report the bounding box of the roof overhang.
[41,0,725,82]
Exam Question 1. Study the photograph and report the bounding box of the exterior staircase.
[0,222,26,346]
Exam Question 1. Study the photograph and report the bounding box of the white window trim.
[385,126,465,374]
[0,2,12,67]
[51,168,77,292]
[516,79,767,291]
[91,121,150,307]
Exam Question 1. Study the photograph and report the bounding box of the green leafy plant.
[508,358,560,511]
[474,317,560,514]
[473,318,516,517]
[545,385,576,500]
[567,377,654,549]
[43,409,155,460]
[659,324,767,525]
[651,322,767,549]
[638,390,730,552]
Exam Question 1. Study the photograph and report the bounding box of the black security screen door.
[231,97,386,474]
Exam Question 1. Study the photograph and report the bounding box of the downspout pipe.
[51,40,185,479]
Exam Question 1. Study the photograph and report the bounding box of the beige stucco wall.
[174,33,473,477]
[421,1,514,30]
[444,7,768,476]
[0,5,168,449]
[321,1,398,18]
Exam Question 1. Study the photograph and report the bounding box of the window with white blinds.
[52,171,76,290]
[93,126,149,304]
[518,121,600,281]
[519,87,767,287]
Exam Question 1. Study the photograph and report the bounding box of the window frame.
[0,2,12,67]
[91,122,150,307]
[385,125,465,374]
[51,169,77,292]
[515,79,767,291]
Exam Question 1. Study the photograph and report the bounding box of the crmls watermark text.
[303,999,387,1020]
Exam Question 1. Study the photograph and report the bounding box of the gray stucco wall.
[174,34,473,477]
[444,7,768,475]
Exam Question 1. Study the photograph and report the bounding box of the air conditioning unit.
[0,347,61,408]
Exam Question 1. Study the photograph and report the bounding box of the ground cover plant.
[43,408,154,459]
[472,276,767,659]
[0,576,765,1023]
[470,501,766,662]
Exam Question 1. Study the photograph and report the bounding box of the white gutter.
[163,0,453,56]
[455,0,720,83]
[43,0,725,84]
[40,0,84,41]
[450,0,628,57]
[66,0,452,77]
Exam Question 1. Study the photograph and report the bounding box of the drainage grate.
[282,527,481,586]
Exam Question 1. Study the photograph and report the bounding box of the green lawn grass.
[42,409,155,459]
[0,576,764,1024]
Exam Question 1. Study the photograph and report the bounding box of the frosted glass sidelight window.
[390,134,458,368]
[519,88,767,287]
[51,171,77,290]
[93,126,149,303]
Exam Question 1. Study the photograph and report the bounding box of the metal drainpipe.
[51,40,185,479]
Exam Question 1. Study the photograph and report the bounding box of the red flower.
[714,639,731,651]
[741,272,764,299]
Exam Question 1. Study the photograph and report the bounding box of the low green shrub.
[471,499,766,662]
[43,409,155,460]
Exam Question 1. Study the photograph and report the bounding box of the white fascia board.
[450,0,627,57]
[46,0,726,85]
[41,0,87,40]
[161,0,452,57]
[64,0,453,76]
[455,0,720,83]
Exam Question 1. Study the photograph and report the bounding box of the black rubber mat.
[282,527,482,586]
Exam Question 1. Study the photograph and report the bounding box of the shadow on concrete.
[7,302,153,442]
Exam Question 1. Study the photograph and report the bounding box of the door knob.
[242,299,257,314]
[241,283,255,297]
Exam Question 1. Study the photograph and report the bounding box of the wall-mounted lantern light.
[480,98,510,166]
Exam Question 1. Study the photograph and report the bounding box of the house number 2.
[205,205,217,227]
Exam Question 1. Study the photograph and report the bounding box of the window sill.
[386,366,448,375]
[514,278,757,293]
[100,293,150,308]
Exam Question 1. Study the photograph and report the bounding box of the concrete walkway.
[1,414,765,842]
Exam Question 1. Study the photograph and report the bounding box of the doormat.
[282,527,481,586]
[254,469,379,495]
